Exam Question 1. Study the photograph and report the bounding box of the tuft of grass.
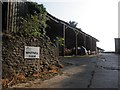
[63,55,97,58]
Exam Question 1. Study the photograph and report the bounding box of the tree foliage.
[18,2,48,37]
[55,37,64,46]
[69,21,78,28]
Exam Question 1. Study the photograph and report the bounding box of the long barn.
[46,13,99,56]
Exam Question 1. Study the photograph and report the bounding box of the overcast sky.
[30,0,119,51]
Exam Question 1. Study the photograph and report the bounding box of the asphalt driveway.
[11,53,119,88]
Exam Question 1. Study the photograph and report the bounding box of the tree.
[69,21,78,28]
[18,2,48,37]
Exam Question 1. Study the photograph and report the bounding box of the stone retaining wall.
[2,34,63,87]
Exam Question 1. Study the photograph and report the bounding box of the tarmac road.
[11,53,119,88]
[90,53,119,88]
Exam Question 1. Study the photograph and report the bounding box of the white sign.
[24,46,40,58]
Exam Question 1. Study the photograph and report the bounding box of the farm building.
[46,13,99,56]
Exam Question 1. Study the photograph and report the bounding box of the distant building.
[115,38,120,54]
[97,47,104,53]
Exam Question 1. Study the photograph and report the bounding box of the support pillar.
[7,2,10,33]
[61,24,65,56]
[83,35,86,48]
[75,31,78,56]
[90,37,92,51]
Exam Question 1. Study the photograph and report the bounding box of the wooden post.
[9,2,13,32]
[75,33,77,56]
[61,24,65,56]
[12,2,15,32]
[84,35,86,48]
[75,31,78,56]
[7,2,10,33]
[90,37,92,51]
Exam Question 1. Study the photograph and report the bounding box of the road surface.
[11,53,119,88]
